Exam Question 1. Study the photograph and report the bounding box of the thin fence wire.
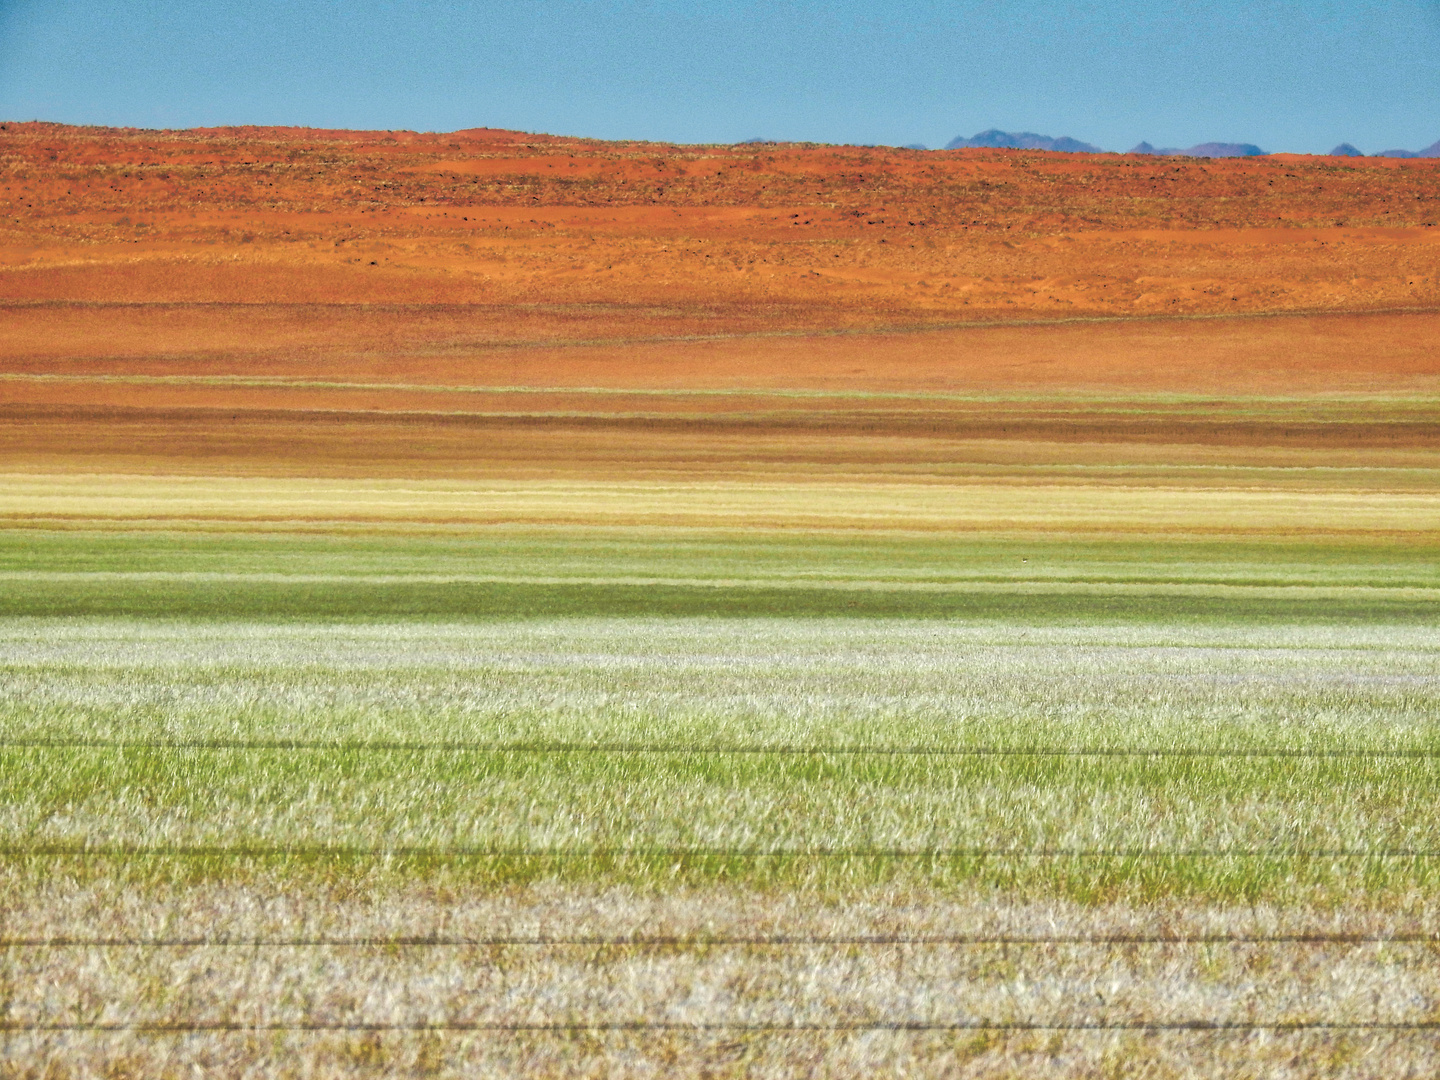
[9,736,1437,1039]
[3,1021,1440,1033]
[5,934,1439,947]
[4,846,1439,858]
[3,740,1438,757]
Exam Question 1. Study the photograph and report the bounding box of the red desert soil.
[2,121,1439,321]
[1,123,1437,478]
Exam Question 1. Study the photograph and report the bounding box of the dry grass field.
[4,618,1440,1076]
[1,123,1439,1076]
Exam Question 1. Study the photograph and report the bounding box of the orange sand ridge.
[1,122,1438,325]
[1,124,1437,502]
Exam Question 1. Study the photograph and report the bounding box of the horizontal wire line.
[6,935,1440,948]
[4,1021,1440,1033]
[2,740,1437,757]
[4,847,1439,859]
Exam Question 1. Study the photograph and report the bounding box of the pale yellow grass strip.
[2,474,1439,533]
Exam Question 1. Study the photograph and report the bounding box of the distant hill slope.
[1,122,1438,327]
[1375,140,1440,159]
[1131,141,1266,158]
[945,129,1102,153]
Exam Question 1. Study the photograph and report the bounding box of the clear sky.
[1,0,1437,154]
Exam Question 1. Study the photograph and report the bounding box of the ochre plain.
[1,123,1438,534]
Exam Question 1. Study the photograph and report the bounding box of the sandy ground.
[2,123,1438,323]
[3,124,1437,503]
[4,307,1440,393]
[1,310,1437,508]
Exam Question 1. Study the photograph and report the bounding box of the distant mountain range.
[943,129,1102,153]
[942,130,1263,156]
[1130,141,1265,158]
[939,129,1440,158]
[1360,140,1440,158]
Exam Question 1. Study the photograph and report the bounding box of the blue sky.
[1,0,1437,153]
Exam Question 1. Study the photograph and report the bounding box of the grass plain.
[5,616,1440,886]
[2,124,1439,1076]
[4,616,1440,1075]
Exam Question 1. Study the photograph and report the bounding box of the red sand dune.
[1,122,1438,323]
[1,124,1437,486]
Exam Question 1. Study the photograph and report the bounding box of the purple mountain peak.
[1348,139,1439,159]
[945,129,1103,154]
[1130,141,1266,158]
